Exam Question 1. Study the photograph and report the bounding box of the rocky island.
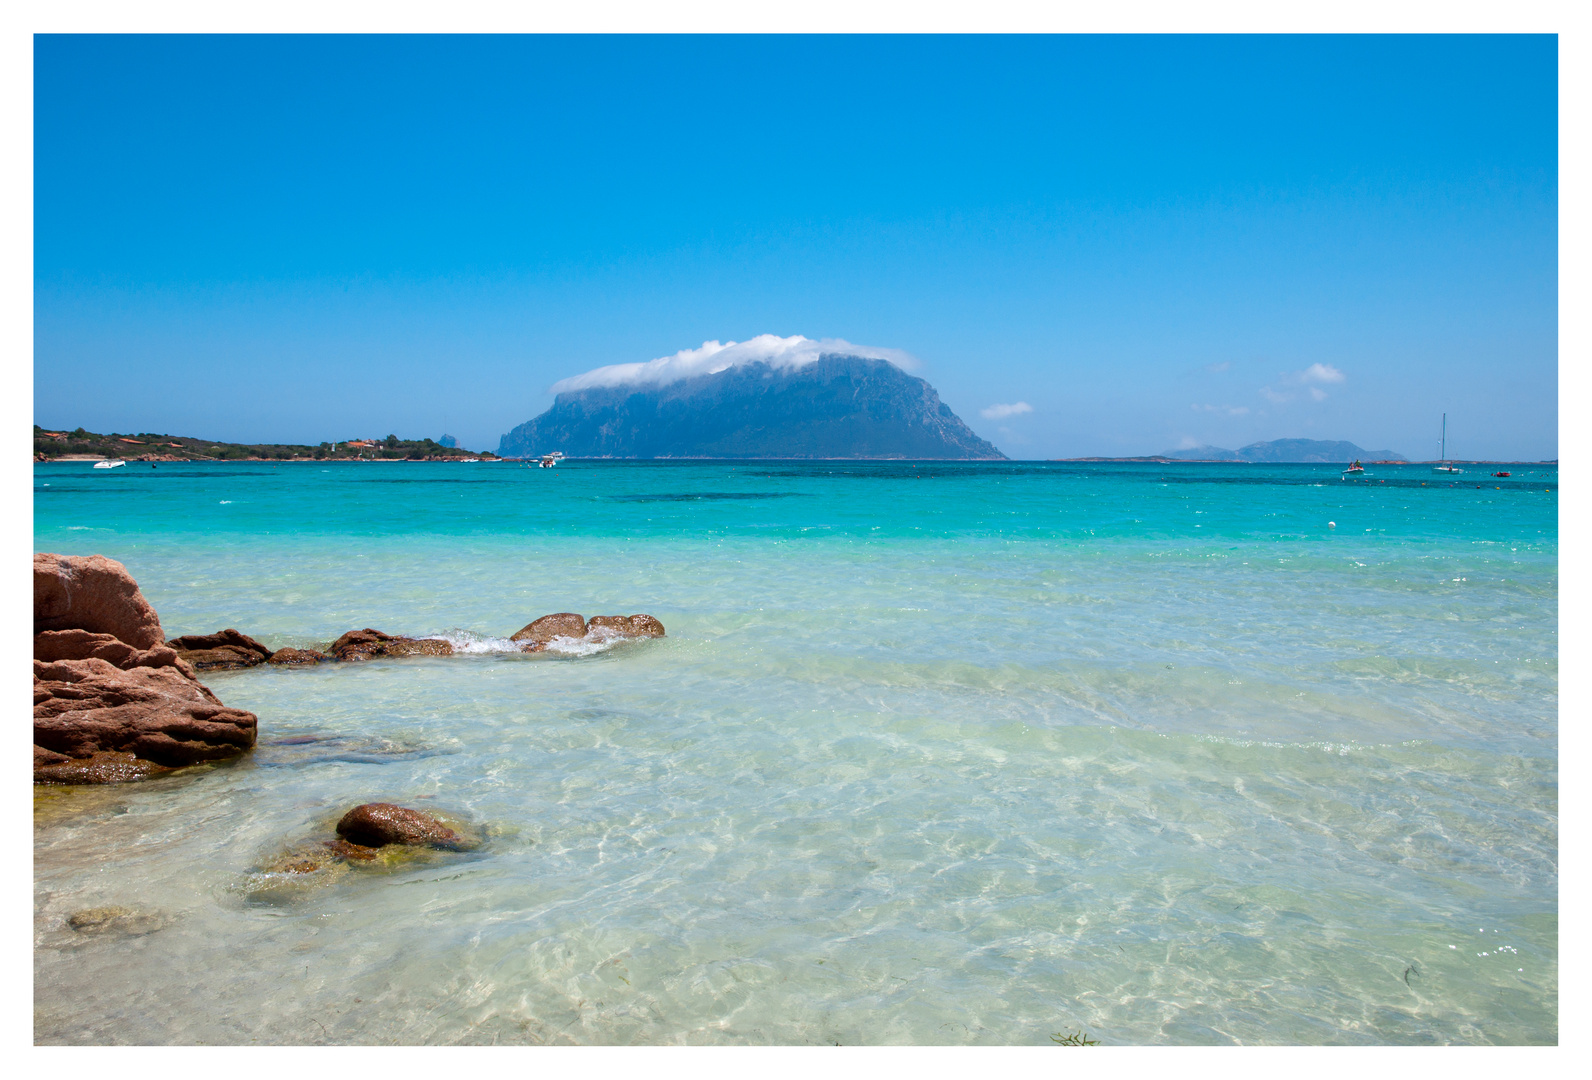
[499,344,1005,460]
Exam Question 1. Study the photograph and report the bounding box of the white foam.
[428,627,636,657]
[543,628,629,656]
[430,629,523,654]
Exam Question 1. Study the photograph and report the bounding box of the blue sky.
[34,34,1557,458]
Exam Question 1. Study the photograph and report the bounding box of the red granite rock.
[166,628,274,670]
[34,553,166,650]
[34,657,258,768]
[586,614,666,638]
[266,647,331,665]
[327,628,454,662]
[509,613,587,644]
[34,629,188,672]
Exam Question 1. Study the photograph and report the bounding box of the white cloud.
[1177,436,1201,449]
[1204,361,1232,373]
[1258,363,1346,406]
[980,402,1033,420]
[1191,403,1250,416]
[550,335,916,394]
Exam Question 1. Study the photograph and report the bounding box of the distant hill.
[1163,438,1406,463]
[499,354,1006,460]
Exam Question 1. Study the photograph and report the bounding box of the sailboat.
[1433,414,1462,474]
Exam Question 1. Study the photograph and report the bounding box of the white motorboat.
[92,459,125,470]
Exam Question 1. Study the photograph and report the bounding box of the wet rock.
[67,906,168,936]
[327,628,454,662]
[34,747,170,784]
[266,646,331,665]
[34,657,258,769]
[34,553,166,650]
[167,628,274,670]
[34,629,188,672]
[335,802,468,850]
[586,614,666,638]
[321,838,383,862]
[510,612,587,645]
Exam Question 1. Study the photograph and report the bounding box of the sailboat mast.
[1441,413,1446,463]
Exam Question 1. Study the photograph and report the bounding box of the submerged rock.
[335,803,470,850]
[327,628,454,662]
[510,612,587,645]
[34,553,166,650]
[67,906,168,937]
[167,628,274,670]
[242,806,479,904]
[33,747,170,784]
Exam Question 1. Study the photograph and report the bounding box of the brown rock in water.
[35,629,187,672]
[34,553,166,649]
[321,838,382,862]
[327,628,453,662]
[267,647,330,665]
[587,614,666,638]
[335,803,466,850]
[34,657,258,768]
[510,612,586,644]
[167,628,273,670]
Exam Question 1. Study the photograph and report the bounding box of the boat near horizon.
[91,459,125,470]
[1433,414,1463,474]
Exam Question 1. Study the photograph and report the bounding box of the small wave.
[542,629,630,656]
[430,629,525,654]
[425,626,640,657]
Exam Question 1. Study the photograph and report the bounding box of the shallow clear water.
[34,460,1558,1044]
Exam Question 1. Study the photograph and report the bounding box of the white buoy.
[1328,521,1336,528]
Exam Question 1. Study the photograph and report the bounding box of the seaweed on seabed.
[1049,1029,1099,1045]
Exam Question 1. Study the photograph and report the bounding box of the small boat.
[1492,471,1511,478]
[1343,459,1364,476]
[1432,413,1462,474]
[539,455,557,468]
[92,459,125,470]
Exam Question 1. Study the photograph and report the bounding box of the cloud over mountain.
[550,335,915,394]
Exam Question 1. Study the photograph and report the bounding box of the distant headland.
[1158,438,1408,463]
[34,426,496,462]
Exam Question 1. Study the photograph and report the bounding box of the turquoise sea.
[33,459,1558,1044]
